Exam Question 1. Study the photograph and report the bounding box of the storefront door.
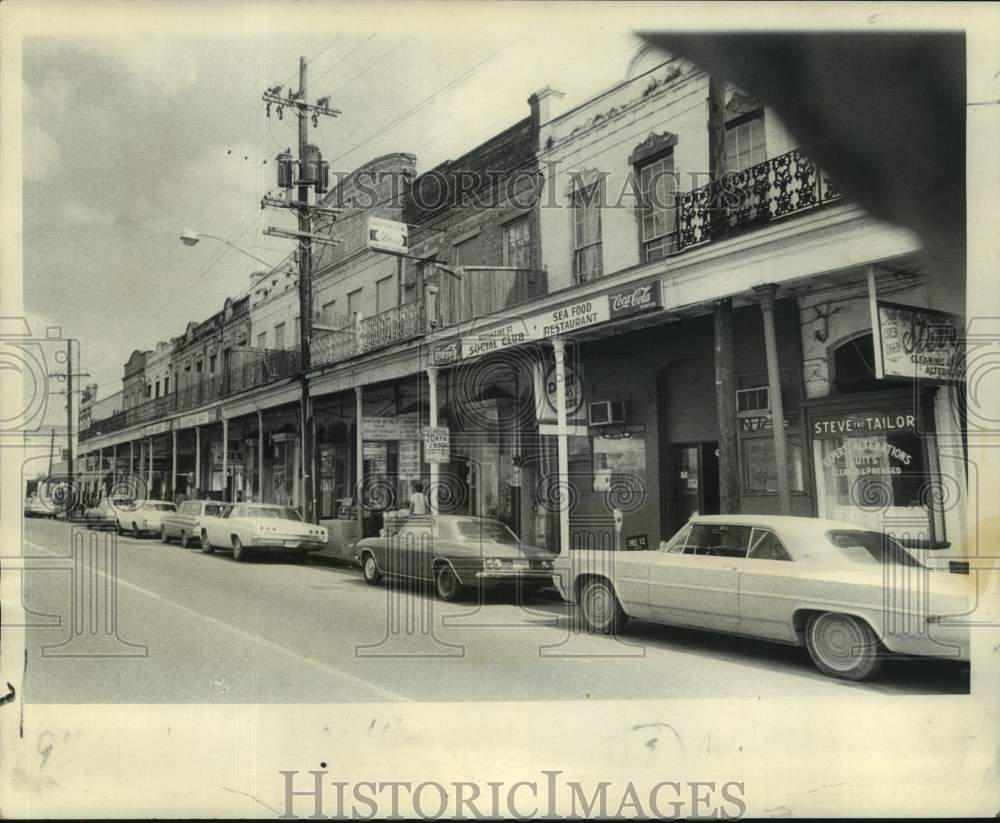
[672,442,720,530]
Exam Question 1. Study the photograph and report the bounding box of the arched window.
[832,334,881,394]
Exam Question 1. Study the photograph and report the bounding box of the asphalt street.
[19,517,969,702]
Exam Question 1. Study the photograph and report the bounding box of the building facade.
[77,44,967,568]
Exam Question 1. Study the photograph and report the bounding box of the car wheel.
[160,526,170,544]
[200,531,214,554]
[132,521,141,537]
[805,612,883,681]
[180,530,189,549]
[434,563,463,602]
[232,536,248,562]
[580,578,627,635]
[115,522,124,536]
[362,553,383,586]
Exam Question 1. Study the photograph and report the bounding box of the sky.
[21,1,650,396]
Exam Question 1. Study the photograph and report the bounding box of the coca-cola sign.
[608,280,661,318]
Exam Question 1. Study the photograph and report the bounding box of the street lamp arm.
[179,230,280,271]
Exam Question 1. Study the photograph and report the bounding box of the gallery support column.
[257,410,264,503]
[355,386,364,535]
[170,430,177,502]
[714,297,740,513]
[147,437,154,496]
[756,284,792,515]
[551,338,571,555]
[426,366,439,516]
[194,426,201,498]
[222,418,229,503]
[112,444,117,492]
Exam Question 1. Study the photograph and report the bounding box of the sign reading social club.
[428,280,664,365]
[876,301,965,383]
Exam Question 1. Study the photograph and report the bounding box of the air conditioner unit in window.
[736,386,770,417]
[588,400,626,426]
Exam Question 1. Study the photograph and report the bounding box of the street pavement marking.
[23,539,413,703]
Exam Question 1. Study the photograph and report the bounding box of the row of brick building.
[76,43,967,566]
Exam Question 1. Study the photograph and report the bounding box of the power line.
[309,33,378,88]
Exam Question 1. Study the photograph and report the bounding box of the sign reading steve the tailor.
[609,280,662,319]
[876,301,965,383]
[811,410,917,438]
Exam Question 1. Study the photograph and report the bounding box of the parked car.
[24,495,55,518]
[553,514,971,682]
[354,514,556,602]
[197,503,327,561]
[82,497,133,529]
[160,500,228,547]
[115,500,177,538]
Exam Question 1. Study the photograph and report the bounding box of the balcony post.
[129,441,135,484]
[426,366,439,516]
[424,285,438,332]
[194,426,201,498]
[148,437,154,497]
[257,410,264,503]
[222,417,229,503]
[354,385,364,535]
[714,297,740,513]
[170,430,177,502]
[112,444,117,493]
[550,338,571,555]
[755,284,792,515]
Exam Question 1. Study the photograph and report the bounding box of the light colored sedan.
[553,515,971,681]
[160,500,227,547]
[115,500,177,538]
[354,515,556,602]
[197,503,328,562]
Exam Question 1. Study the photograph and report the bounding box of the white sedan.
[197,503,328,562]
[554,515,971,681]
[115,500,177,537]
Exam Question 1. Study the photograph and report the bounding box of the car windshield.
[246,506,301,521]
[826,530,923,567]
[145,503,176,511]
[454,519,518,544]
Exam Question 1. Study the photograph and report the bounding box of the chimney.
[528,86,565,127]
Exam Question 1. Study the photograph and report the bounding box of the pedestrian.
[409,481,428,516]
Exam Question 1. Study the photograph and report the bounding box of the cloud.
[24,127,59,181]
[77,37,199,96]
[60,201,115,226]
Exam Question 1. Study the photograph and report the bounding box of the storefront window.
[591,435,647,494]
[741,437,804,493]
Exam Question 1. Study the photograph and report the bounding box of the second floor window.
[164,376,169,395]
[154,381,160,399]
[321,300,337,326]
[209,355,216,373]
[724,110,766,174]
[274,322,286,350]
[503,217,531,269]
[376,276,396,313]
[638,153,678,262]
[257,332,267,349]
[572,180,603,283]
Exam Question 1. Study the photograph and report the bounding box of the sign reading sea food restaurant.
[423,426,450,464]
[608,279,662,319]
[366,216,408,256]
[875,301,965,383]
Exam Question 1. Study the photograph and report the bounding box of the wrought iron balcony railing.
[312,299,426,368]
[677,148,843,251]
[78,348,301,442]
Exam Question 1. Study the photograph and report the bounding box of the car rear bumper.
[475,570,554,585]
[250,537,326,551]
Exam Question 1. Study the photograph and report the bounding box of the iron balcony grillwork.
[677,148,844,251]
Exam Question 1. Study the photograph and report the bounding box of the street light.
[179,230,278,271]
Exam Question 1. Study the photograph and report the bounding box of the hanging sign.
[875,301,965,383]
[366,217,408,256]
[423,426,450,464]
[398,441,421,478]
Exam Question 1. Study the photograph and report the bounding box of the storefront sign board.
[398,441,421,477]
[423,426,450,464]
[875,301,965,383]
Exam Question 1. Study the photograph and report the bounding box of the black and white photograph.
[1,1,998,818]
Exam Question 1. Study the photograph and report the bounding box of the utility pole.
[262,57,340,524]
[48,339,89,481]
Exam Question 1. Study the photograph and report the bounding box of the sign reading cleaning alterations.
[875,301,965,383]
